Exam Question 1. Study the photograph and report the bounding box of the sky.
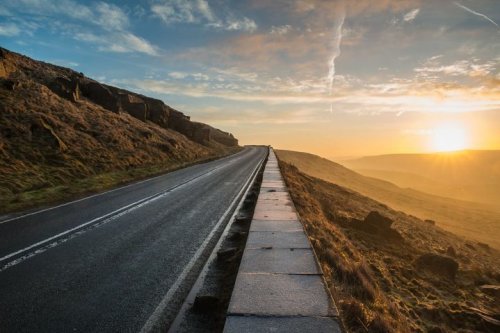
[1,0,499,158]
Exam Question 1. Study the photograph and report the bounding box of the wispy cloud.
[0,23,20,36]
[414,57,496,78]
[3,0,159,56]
[270,25,292,35]
[152,0,257,32]
[95,2,129,31]
[454,2,499,28]
[403,8,420,22]
[74,31,159,56]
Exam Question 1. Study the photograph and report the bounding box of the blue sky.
[1,0,499,156]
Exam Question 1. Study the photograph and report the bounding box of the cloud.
[0,23,20,36]
[414,57,496,77]
[3,0,160,56]
[223,17,257,32]
[168,71,189,79]
[403,8,420,22]
[115,66,500,116]
[95,2,129,31]
[270,25,292,35]
[454,2,499,28]
[75,32,159,56]
[168,71,210,81]
[151,1,198,24]
[152,0,257,32]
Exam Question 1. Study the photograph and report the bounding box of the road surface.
[0,146,267,332]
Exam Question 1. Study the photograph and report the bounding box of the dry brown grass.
[279,161,500,333]
[276,149,500,250]
[0,71,239,214]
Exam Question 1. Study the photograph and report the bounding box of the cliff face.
[0,47,237,147]
[0,47,238,211]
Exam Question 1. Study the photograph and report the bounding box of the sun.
[431,123,469,152]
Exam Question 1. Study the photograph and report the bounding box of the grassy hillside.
[0,48,240,214]
[276,150,500,249]
[279,161,500,333]
[343,151,500,207]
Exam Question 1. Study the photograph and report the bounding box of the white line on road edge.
[140,152,266,333]
[0,158,242,272]
[167,149,267,333]
[0,149,249,225]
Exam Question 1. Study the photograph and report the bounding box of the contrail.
[454,2,499,28]
[327,6,345,113]
[328,11,345,93]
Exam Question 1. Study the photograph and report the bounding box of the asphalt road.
[0,146,267,332]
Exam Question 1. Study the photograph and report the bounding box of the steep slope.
[0,47,238,213]
[343,151,500,207]
[279,161,500,333]
[276,150,500,249]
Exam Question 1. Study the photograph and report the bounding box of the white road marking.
[0,156,246,272]
[140,153,265,333]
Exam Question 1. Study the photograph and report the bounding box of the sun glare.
[431,123,469,152]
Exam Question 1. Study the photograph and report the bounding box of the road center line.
[0,157,244,272]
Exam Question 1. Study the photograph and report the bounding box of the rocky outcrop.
[365,211,393,229]
[349,211,403,241]
[0,47,238,147]
[414,253,459,280]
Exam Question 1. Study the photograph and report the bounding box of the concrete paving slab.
[257,199,293,206]
[239,248,320,274]
[224,316,342,333]
[253,210,299,220]
[255,200,294,207]
[250,220,303,232]
[261,182,286,187]
[254,205,295,212]
[228,273,333,316]
[254,205,295,213]
[257,198,293,204]
[262,175,284,182]
[246,231,310,249]
[262,176,283,181]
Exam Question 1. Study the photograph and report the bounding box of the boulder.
[80,81,120,113]
[414,253,459,280]
[145,99,169,128]
[424,219,436,225]
[364,211,394,229]
[446,246,456,257]
[47,76,80,102]
[118,93,147,121]
[348,211,401,240]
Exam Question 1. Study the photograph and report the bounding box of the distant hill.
[0,47,238,213]
[343,150,500,207]
[276,150,500,249]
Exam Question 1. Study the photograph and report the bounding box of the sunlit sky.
[1,0,499,157]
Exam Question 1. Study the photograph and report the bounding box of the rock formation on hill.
[0,47,237,147]
[0,47,238,212]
